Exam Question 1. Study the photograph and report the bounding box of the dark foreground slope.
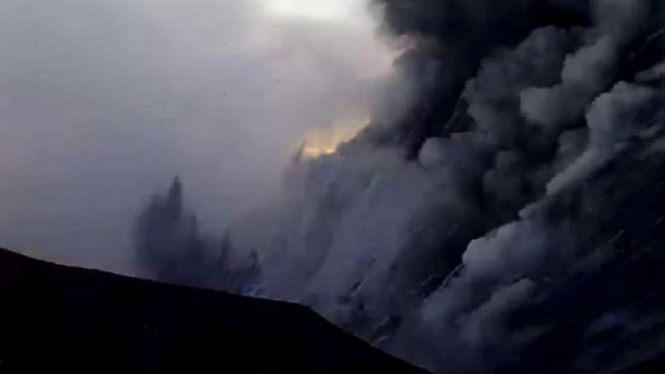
[0,248,428,374]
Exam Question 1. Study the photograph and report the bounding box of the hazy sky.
[0,0,395,272]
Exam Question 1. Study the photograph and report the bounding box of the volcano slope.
[0,248,428,374]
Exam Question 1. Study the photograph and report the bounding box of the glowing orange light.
[297,116,367,159]
[301,146,337,159]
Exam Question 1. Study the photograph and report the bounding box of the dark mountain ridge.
[0,248,428,373]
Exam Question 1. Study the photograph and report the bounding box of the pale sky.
[0,0,396,272]
[261,0,367,22]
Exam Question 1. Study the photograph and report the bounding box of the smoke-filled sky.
[0,0,395,272]
[4,1,665,373]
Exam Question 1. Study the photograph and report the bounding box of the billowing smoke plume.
[131,0,665,373]
[365,0,665,372]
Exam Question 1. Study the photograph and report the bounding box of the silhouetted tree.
[135,177,210,286]
[134,177,261,293]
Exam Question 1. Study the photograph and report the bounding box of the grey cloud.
[547,82,658,193]
[520,36,618,129]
